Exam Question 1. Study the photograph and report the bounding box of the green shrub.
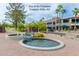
[17,24,25,32]
[54,30,59,32]
[33,32,45,38]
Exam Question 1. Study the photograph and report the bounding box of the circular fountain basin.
[20,38,64,50]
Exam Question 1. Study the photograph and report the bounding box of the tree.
[55,4,66,18]
[55,4,66,30]
[40,17,45,21]
[5,3,26,30]
[37,21,47,31]
[72,8,79,16]
[17,24,25,32]
[25,21,47,32]
[1,19,12,28]
[61,8,66,18]
[55,5,62,17]
[55,8,60,17]
[72,8,79,30]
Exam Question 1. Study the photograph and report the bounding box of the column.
[69,18,72,30]
[55,21,57,30]
[61,19,63,31]
[74,18,76,30]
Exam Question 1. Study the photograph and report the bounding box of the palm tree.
[5,3,26,30]
[61,9,66,18]
[40,17,45,21]
[72,8,79,16]
[72,8,79,30]
[55,9,60,17]
[55,5,66,18]
[55,5,66,30]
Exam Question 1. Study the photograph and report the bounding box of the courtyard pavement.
[0,32,79,56]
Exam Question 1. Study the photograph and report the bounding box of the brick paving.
[0,33,79,56]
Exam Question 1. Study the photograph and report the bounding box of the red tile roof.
[44,19,54,23]
[44,16,79,23]
[44,17,61,23]
[62,16,79,19]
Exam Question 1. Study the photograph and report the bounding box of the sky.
[0,3,79,23]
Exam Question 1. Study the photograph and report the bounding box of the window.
[53,22,55,25]
[56,20,59,24]
[47,22,52,24]
[63,19,69,23]
[53,27,55,30]
[76,19,79,23]
[72,19,75,23]
[47,27,53,31]
[56,20,61,24]
[76,26,79,29]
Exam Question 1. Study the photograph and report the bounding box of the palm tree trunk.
[61,13,64,31]
[62,13,64,18]
[15,21,17,30]
[57,13,58,17]
[59,13,61,31]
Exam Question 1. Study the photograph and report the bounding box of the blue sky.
[0,3,79,23]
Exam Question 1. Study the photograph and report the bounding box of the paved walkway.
[0,33,79,56]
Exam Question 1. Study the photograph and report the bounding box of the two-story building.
[44,16,79,31]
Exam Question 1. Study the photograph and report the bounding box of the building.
[44,16,79,31]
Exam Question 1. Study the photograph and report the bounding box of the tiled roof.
[44,16,79,23]
[62,16,79,19]
[44,19,54,23]
[52,16,61,19]
[44,17,61,23]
